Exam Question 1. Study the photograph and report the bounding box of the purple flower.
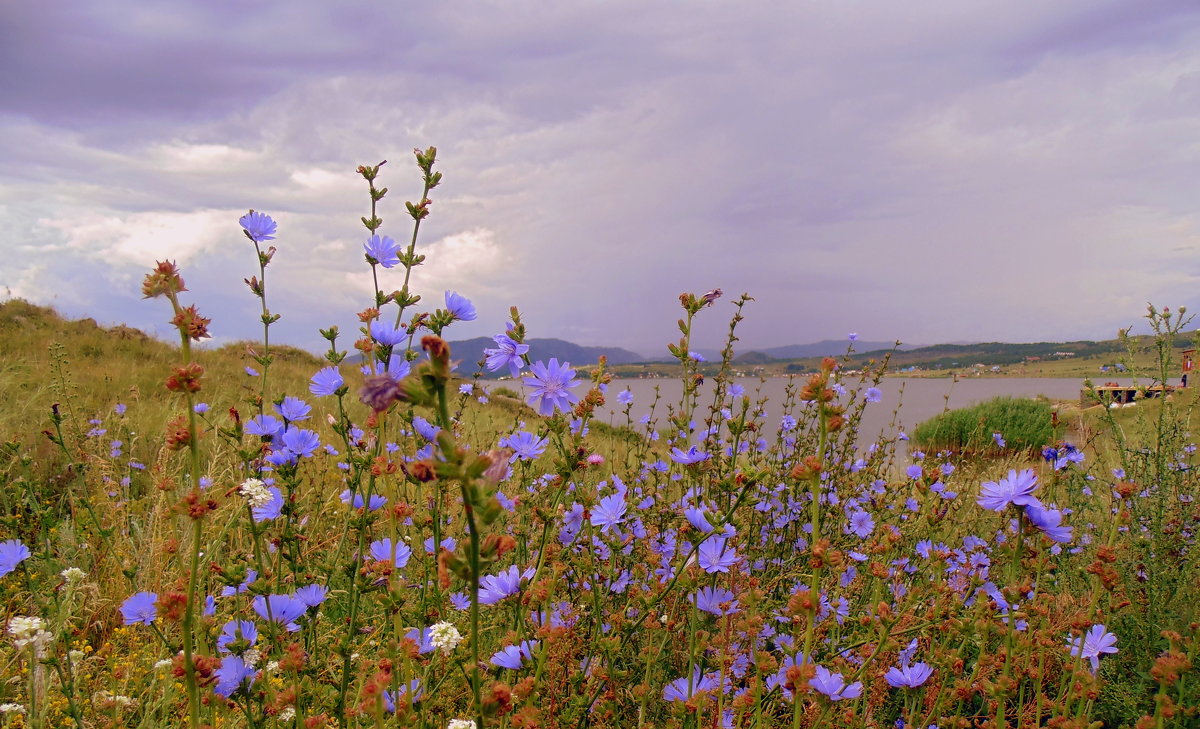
[1025,505,1072,543]
[361,356,411,381]
[0,540,30,577]
[216,620,258,653]
[368,538,412,569]
[412,416,440,442]
[405,627,435,654]
[120,592,158,625]
[369,320,407,347]
[848,511,874,539]
[848,332,858,342]
[1067,624,1118,673]
[193,402,209,414]
[809,665,862,701]
[245,415,284,439]
[977,469,1042,512]
[273,396,311,422]
[523,359,581,416]
[697,537,738,574]
[479,565,524,605]
[221,569,257,596]
[691,586,740,616]
[483,333,529,378]
[500,430,548,461]
[381,679,423,711]
[309,367,344,397]
[617,389,633,405]
[993,432,1006,448]
[490,640,538,670]
[265,449,297,468]
[767,654,811,699]
[864,387,882,403]
[364,234,401,268]
[214,655,256,698]
[340,489,387,511]
[685,506,714,533]
[281,428,320,458]
[294,584,328,608]
[671,446,710,465]
[425,536,456,555]
[444,291,477,321]
[252,487,283,522]
[252,594,307,631]
[239,211,276,243]
[590,493,627,533]
[663,669,720,702]
[885,662,932,688]
[906,464,923,480]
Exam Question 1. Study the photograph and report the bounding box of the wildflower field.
[1,149,1198,729]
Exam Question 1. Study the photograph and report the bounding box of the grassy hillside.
[0,299,645,472]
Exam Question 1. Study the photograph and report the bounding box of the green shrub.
[912,395,1058,451]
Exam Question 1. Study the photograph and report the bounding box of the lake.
[487,375,1148,448]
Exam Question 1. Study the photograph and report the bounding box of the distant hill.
[448,337,645,376]
[734,351,776,365]
[760,339,901,360]
[878,340,1123,370]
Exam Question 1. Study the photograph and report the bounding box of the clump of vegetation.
[911,395,1059,452]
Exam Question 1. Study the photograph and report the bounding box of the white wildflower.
[154,659,173,671]
[265,660,281,674]
[447,720,476,729]
[429,621,463,655]
[277,707,296,722]
[7,616,43,640]
[239,478,272,509]
[243,648,262,668]
[60,567,86,583]
[93,691,135,709]
[0,704,25,715]
[7,616,52,655]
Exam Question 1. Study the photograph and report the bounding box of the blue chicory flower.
[120,592,158,625]
[523,359,581,416]
[309,367,344,397]
[368,538,412,569]
[0,540,31,578]
[444,291,477,321]
[977,469,1042,512]
[809,665,862,701]
[239,211,276,243]
[363,234,401,268]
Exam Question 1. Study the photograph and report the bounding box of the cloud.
[4,1,1200,353]
[38,209,234,266]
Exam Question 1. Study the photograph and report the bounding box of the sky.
[4,1,1200,357]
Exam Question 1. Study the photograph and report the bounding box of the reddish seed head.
[142,260,186,298]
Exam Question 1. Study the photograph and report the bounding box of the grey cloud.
[4,1,1200,355]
